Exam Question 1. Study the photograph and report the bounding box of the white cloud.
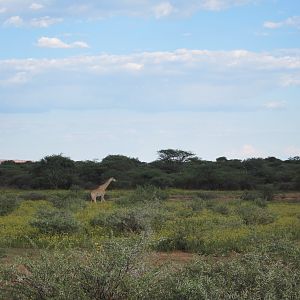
[286,16,300,29]
[0,0,260,20]
[0,72,29,86]
[281,74,300,87]
[0,7,7,13]
[3,15,24,27]
[241,144,261,157]
[37,37,70,48]
[29,2,43,10]
[123,62,144,71]
[30,16,63,28]
[1,48,300,81]
[3,15,62,28]
[153,2,175,18]
[200,0,251,11]
[36,36,89,48]
[264,16,300,30]
[263,101,286,110]
[263,21,283,29]
[71,41,90,48]
[284,146,300,157]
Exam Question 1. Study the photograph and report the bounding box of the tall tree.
[32,154,75,189]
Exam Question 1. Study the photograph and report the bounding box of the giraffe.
[90,177,117,203]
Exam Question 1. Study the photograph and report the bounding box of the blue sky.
[0,0,299,161]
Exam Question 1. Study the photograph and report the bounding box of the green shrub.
[210,204,230,215]
[0,248,6,258]
[256,238,300,267]
[1,240,299,300]
[253,198,267,207]
[90,206,165,234]
[161,253,300,300]
[30,208,81,234]
[0,238,158,300]
[260,185,275,201]
[195,191,216,200]
[236,205,276,225]
[48,193,86,211]
[187,199,206,212]
[19,192,48,201]
[156,220,203,252]
[0,195,19,216]
[117,185,168,205]
[241,187,275,202]
[240,190,261,201]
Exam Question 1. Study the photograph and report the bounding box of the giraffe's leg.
[91,193,97,203]
[101,194,105,202]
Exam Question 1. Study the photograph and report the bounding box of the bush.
[240,190,261,201]
[195,191,216,200]
[1,240,299,300]
[48,193,86,211]
[156,220,203,252]
[210,204,230,215]
[117,185,168,205]
[256,238,300,267]
[187,199,206,212]
[0,195,19,216]
[241,187,275,202]
[19,192,48,201]
[0,248,6,258]
[0,238,160,300]
[253,198,268,207]
[161,253,300,300]
[30,208,81,234]
[260,185,275,201]
[236,205,276,225]
[90,207,155,234]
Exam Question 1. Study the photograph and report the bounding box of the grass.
[0,188,299,298]
[0,189,299,252]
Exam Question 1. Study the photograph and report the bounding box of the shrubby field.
[0,187,300,299]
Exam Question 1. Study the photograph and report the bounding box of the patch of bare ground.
[169,195,195,201]
[274,192,300,202]
[169,193,241,202]
[1,248,39,266]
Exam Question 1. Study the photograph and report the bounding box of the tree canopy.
[0,150,299,191]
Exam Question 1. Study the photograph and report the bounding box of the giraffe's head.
[110,177,117,182]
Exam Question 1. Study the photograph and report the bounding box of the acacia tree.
[157,149,196,163]
[153,149,197,173]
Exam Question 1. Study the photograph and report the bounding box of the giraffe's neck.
[98,179,112,190]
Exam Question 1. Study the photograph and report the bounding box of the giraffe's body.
[91,177,116,203]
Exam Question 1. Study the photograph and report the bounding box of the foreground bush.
[163,253,300,300]
[236,204,276,225]
[48,191,87,211]
[0,195,19,216]
[0,248,6,258]
[90,209,149,234]
[1,239,299,300]
[90,205,167,235]
[30,208,81,234]
[0,239,161,300]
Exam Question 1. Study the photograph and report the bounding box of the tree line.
[0,149,299,190]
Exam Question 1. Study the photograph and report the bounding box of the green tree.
[153,149,197,173]
[32,154,75,189]
[157,149,196,163]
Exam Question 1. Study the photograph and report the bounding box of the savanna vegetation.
[0,185,300,299]
[1,149,300,191]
